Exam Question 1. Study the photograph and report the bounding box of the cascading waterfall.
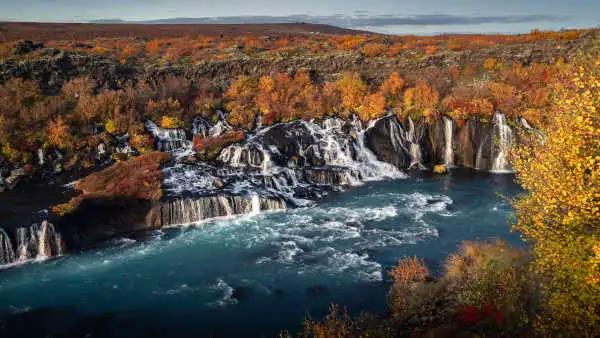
[37,148,44,166]
[491,113,513,173]
[219,143,274,174]
[0,221,64,266]
[97,142,107,159]
[161,117,405,227]
[192,117,211,137]
[209,121,232,137]
[442,116,454,166]
[406,118,425,170]
[0,228,16,265]
[250,194,261,215]
[145,120,191,153]
[161,195,285,226]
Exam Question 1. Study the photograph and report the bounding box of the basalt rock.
[364,116,410,169]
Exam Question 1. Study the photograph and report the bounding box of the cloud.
[91,13,565,28]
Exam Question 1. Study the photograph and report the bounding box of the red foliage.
[193,130,245,154]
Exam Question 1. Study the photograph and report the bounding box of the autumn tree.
[337,72,367,118]
[511,55,600,335]
[488,82,519,118]
[380,72,405,107]
[361,42,387,57]
[403,80,440,121]
[224,75,258,129]
[47,116,74,151]
[357,92,386,121]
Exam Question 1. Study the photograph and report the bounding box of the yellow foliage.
[483,57,497,70]
[160,115,184,129]
[511,56,600,335]
[105,119,118,134]
[47,116,73,150]
[337,72,367,113]
[357,92,386,121]
[433,164,448,174]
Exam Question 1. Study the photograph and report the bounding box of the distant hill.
[0,22,373,42]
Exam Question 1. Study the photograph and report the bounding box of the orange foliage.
[357,92,386,121]
[337,72,367,113]
[119,45,142,63]
[389,257,429,285]
[483,58,497,71]
[412,80,440,110]
[193,130,245,160]
[225,75,258,129]
[337,35,366,50]
[361,42,387,57]
[146,40,161,54]
[424,45,438,55]
[488,82,518,116]
[54,151,172,212]
[380,72,405,106]
[47,116,73,150]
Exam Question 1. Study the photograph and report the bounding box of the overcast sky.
[0,0,598,34]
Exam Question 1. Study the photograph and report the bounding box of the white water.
[37,148,44,166]
[145,120,192,154]
[491,113,514,173]
[443,116,454,166]
[0,221,64,267]
[0,228,15,265]
[406,118,426,170]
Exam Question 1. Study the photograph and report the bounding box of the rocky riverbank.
[0,112,534,266]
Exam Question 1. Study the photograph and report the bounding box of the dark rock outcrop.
[365,116,410,169]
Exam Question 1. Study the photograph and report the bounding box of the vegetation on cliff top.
[0,52,562,170]
[52,151,170,215]
[0,25,589,64]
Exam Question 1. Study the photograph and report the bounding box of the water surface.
[0,170,521,337]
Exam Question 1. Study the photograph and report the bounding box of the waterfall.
[219,118,404,184]
[145,120,191,153]
[161,195,285,226]
[192,117,211,137]
[0,228,16,265]
[442,116,454,166]
[209,121,232,137]
[406,118,425,170]
[97,142,107,159]
[0,222,64,266]
[37,221,53,259]
[491,113,514,173]
[250,194,261,215]
[219,143,274,174]
[17,221,63,261]
[37,148,44,166]
[409,143,424,169]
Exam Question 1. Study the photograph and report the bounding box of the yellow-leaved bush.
[511,55,600,335]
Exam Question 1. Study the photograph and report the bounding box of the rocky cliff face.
[0,112,532,266]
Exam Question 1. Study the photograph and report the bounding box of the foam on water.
[0,173,522,337]
[209,278,238,308]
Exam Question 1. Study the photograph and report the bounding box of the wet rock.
[212,178,224,189]
[364,116,410,169]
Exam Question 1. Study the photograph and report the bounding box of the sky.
[0,0,598,34]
